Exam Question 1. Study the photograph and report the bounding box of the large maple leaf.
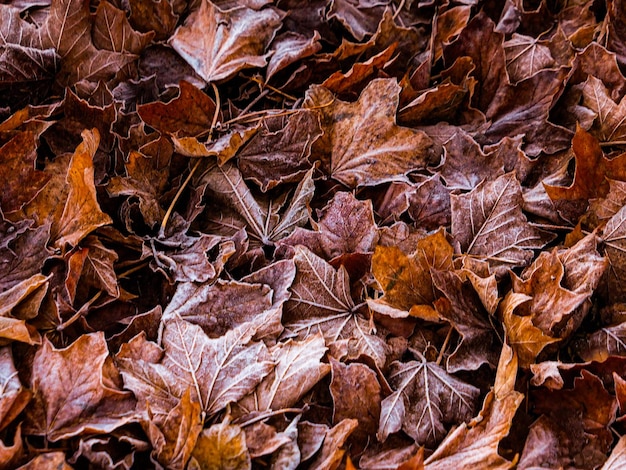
[304,78,438,188]
[116,319,274,419]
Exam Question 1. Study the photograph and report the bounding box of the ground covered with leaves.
[4,0,626,468]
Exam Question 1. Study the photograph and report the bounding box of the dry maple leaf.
[451,172,554,276]
[280,191,379,261]
[189,418,251,470]
[423,343,523,469]
[304,78,437,188]
[284,246,389,367]
[23,333,137,442]
[378,355,480,447]
[200,162,314,250]
[169,0,283,83]
[145,389,202,470]
[117,319,274,418]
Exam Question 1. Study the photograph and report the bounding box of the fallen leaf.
[304,78,437,188]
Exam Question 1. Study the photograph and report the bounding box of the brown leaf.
[524,371,617,469]
[169,1,283,83]
[241,334,330,412]
[582,75,626,143]
[137,81,217,137]
[266,31,322,81]
[504,33,557,83]
[602,435,626,469]
[500,291,558,368]
[92,1,154,54]
[284,246,388,367]
[16,452,73,470]
[52,129,113,248]
[280,191,379,261]
[0,423,23,470]
[117,319,274,417]
[432,269,498,372]
[147,389,203,470]
[237,110,322,191]
[451,172,554,276]
[423,343,523,469]
[0,131,49,214]
[304,78,437,188]
[369,229,453,321]
[201,162,314,249]
[544,125,626,220]
[24,333,137,441]
[128,0,178,41]
[107,139,173,228]
[189,419,251,470]
[307,419,358,470]
[439,130,505,191]
[377,356,480,447]
[330,358,381,443]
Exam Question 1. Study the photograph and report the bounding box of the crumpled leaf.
[330,358,381,444]
[378,355,480,447]
[451,172,554,276]
[304,78,437,188]
[240,333,329,413]
[237,110,322,191]
[116,319,274,417]
[137,81,217,137]
[52,129,112,248]
[169,0,283,83]
[368,229,453,321]
[307,419,358,470]
[24,333,137,441]
[432,269,499,372]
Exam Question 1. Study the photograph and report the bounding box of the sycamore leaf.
[582,75,626,143]
[237,110,322,191]
[451,172,553,276]
[169,0,283,83]
[544,125,626,221]
[117,320,274,417]
[92,1,154,54]
[106,138,173,228]
[500,291,559,368]
[307,419,358,470]
[304,78,437,188]
[432,269,499,372]
[504,33,556,83]
[378,356,480,447]
[284,246,388,367]
[330,358,381,443]
[24,333,136,441]
[368,229,453,321]
[137,81,217,137]
[574,322,626,362]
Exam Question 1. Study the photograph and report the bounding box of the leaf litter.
[3,0,626,468]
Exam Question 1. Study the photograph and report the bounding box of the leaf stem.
[436,326,453,366]
[235,407,305,428]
